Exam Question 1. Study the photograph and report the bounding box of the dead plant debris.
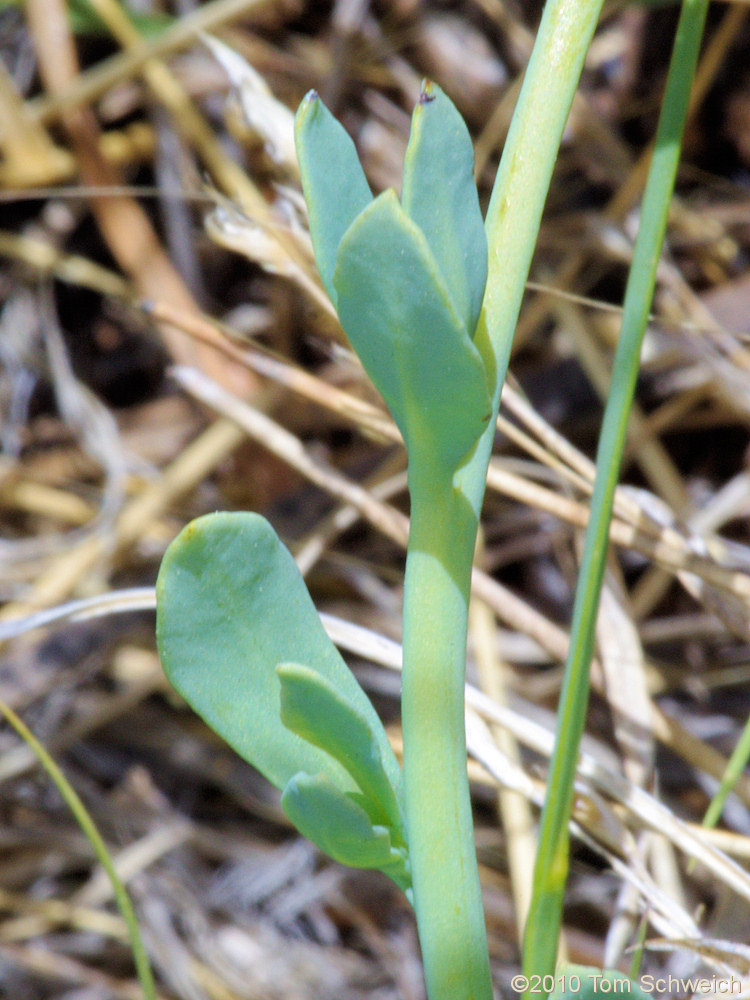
[2,1,750,997]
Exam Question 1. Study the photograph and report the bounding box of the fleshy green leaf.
[333,189,492,471]
[277,662,403,833]
[281,772,409,884]
[295,91,372,305]
[402,81,487,337]
[155,512,401,802]
[549,966,651,1000]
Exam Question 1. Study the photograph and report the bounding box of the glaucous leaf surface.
[333,190,491,472]
[281,772,409,885]
[401,81,487,337]
[295,83,491,477]
[278,662,404,833]
[156,513,402,803]
[295,91,372,306]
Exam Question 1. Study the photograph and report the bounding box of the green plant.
[155,18,595,1000]
[0,698,156,1000]
[158,81,496,1000]
[522,0,708,985]
[155,0,707,997]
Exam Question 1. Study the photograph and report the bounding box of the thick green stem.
[402,463,491,1000]
[399,4,608,996]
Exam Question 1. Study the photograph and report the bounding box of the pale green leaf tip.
[418,78,436,103]
[294,88,318,131]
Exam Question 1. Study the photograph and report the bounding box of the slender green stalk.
[460,0,606,516]
[0,698,157,1000]
[702,713,750,830]
[402,463,490,1000]
[522,0,709,986]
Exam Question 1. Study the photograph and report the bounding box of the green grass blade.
[0,698,157,1000]
[457,0,606,520]
[702,712,750,830]
[522,0,710,987]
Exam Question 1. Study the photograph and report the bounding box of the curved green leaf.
[402,81,487,337]
[281,772,409,887]
[295,91,372,305]
[333,190,492,471]
[278,662,403,834]
[155,512,401,801]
